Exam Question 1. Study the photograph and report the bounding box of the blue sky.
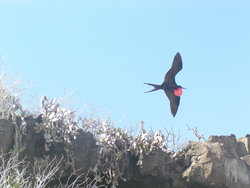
[0,0,250,141]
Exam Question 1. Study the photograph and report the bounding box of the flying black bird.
[144,52,184,117]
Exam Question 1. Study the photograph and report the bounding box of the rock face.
[71,129,98,174]
[182,135,250,188]
[238,136,250,156]
[119,135,250,188]
[1,118,250,188]
[0,119,15,153]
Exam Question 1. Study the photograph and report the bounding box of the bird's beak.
[182,87,187,89]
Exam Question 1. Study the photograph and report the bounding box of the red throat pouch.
[174,88,182,96]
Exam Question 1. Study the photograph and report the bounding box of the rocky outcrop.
[118,135,250,188]
[182,135,250,188]
[1,118,250,188]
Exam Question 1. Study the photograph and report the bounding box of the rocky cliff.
[1,115,250,188]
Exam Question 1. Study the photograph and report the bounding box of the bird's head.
[174,86,186,96]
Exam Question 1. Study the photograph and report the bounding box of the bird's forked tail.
[144,83,161,93]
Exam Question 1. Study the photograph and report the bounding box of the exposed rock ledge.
[1,118,250,188]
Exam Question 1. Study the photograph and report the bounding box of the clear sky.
[0,0,250,141]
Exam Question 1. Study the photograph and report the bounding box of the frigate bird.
[144,52,184,117]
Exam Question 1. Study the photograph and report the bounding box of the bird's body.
[145,52,184,117]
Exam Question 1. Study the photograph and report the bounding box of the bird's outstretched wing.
[164,90,180,117]
[164,52,182,87]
